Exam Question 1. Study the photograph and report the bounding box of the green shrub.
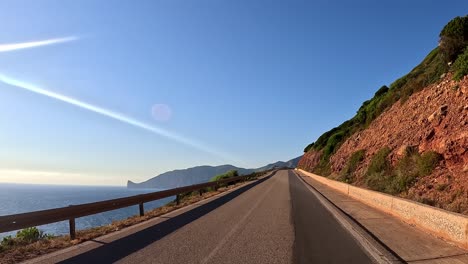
[453,46,468,80]
[243,170,270,181]
[311,127,341,151]
[304,143,314,153]
[395,148,421,177]
[366,169,414,195]
[366,147,391,176]
[210,170,239,182]
[389,172,416,194]
[340,149,365,183]
[364,147,392,191]
[312,160,332,176]
[374,85,389,97]
[417,151,442,176]
[207,170,240,190]
[363,148,442,195]
[439,15,468,63]
[0,227,52,251]
[322,131,345,159]
[364,171,389,192]
[16,227,49,243]
[1,235,14,249]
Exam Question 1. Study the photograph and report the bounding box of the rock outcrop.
[297,150,321,172]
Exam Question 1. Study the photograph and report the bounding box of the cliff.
[299,16,468,215]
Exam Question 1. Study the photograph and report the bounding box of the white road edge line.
[292,171,402,264]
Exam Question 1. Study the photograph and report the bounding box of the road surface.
[59,170,373,264]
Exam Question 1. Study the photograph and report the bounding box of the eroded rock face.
[328,73,468,214]
[297,150,321,172]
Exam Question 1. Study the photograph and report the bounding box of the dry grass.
[0,180,253,264]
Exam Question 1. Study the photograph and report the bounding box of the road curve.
[58,170,373,264]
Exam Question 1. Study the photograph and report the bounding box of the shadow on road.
[58,175,272,264]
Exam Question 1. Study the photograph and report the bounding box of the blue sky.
[0,0,466,185]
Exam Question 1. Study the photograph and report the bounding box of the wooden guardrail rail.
[0,174,254,239]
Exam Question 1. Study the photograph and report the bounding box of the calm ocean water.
[0,183,173,239]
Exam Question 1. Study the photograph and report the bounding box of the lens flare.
[0,74,238,163]
[151,104,172,121]
[0,36,78,53]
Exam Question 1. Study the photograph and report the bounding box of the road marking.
[200,173,279,264]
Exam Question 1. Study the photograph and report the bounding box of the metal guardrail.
[0,174,253,239]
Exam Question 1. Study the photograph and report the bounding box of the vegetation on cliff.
[363,148,442,195]
[299,16,468,213]
[302,16,467,174]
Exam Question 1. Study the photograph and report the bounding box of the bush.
[0,227,52,252]
[1,235,14,249]
[389,150,421,194]
[322,131,345,159]
[207,170,240,190]
[363,148,442,195]
[366,147,391,176]
[210,170,239,182]
[374,85,389,97]
[388,172,417,194]
[311,127,341,151]
[439,15,468,63]
[312,159,332,176]
[417,151,442,176]
[453,46,468,80]
[340,150,365,183]
[364,147,392,191]
[364,171,389,192]
[16,227,49,243]
[304,143,314,153]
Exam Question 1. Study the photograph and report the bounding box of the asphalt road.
[288,170,373,264]
[59,170,373,264]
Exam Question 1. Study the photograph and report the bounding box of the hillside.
[127,165,253,189]
[128,156,301,189]
[256,156,302,172]
[298,16,468,215]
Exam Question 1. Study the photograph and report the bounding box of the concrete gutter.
[297,169,468,249]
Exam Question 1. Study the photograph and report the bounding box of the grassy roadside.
[0,170,272,264]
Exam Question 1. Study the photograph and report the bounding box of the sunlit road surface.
[58,170,373,264]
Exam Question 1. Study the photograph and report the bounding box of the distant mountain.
[127,165,254,189]
[127,156,301,189]
[255,156,302,172]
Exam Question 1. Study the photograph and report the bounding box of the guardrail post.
[176,194,180,205]
[214,183,218,191]
[139,203,144,216]
[69,218,76,240]
[199,189,203,196]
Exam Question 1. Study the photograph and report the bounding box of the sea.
[0,183,173,239]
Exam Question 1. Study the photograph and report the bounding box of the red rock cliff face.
[297,150,321,172]
[329,73,467,214]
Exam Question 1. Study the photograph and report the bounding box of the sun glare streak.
[0,74,239,163]
[0,36,78,53]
